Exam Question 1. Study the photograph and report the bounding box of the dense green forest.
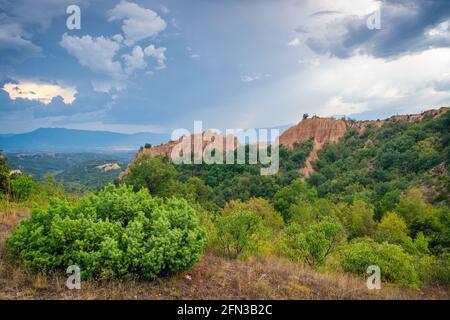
[1,111,449,290]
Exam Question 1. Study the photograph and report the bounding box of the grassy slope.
[0,208,447,300]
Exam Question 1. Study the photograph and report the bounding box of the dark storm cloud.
[304,0,450,59]
[0,0,87,62]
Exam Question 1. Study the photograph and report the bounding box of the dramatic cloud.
[0,0,87,62]
[108,0,167,46]
[302,0,450,59]
[1,0,449,134]
[0,23,43,62]
[2,80,77,105]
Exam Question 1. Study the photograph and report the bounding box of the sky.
[1,0,450,134]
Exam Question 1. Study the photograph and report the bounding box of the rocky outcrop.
[279,116,349,177]
[120,107,449,180]
[96,163,121,172]
[279,116,348,148]
[119,131,239,179]
[279,107,449,178]
[388,106,449,123]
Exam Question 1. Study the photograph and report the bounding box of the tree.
[281,218,344,268]
[144,143,152,149]
[338,238,420,288]
[222,198,284,234]
[303,113,309,120]
[123,155,178,197]
[395,188,430,223]
[375,212,408,244]
[289,198,341,227]
[337,200,376,239]
[11,173,36,201]
[214,210,264,258]
[273,180,317,221]
[0,151,11,195]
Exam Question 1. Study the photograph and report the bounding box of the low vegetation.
[0,111,449,299]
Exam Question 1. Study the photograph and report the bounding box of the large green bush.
[337,238,420,288]
[5,184,207,279]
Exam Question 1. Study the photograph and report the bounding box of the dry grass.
[0,208,448,300]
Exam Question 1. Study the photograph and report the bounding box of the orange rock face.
[279,107,449,178]
[120,107,449,180]
[279,116,348,148]
[279,116,348,178]
[119,131,239,179]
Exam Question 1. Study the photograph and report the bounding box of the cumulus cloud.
[108,0,167,46]
[123,46,148,75]
[2,80,77,105]
[144,44,166,69]
[60,2,168,82]
[60,33,124,80]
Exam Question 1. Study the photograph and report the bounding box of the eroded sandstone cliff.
[119,131,238,179]
[120,107,449,180]
[279,107,449,177]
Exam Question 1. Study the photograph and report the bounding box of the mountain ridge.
[0,128,171,153]
[120,106,449,179]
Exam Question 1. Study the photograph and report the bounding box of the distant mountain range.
[0,128,171,153]
[0,126,294,153]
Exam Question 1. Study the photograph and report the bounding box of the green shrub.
[5,184,206,279]
[213,209,268,259]
[375,212,408,244]
[428,253,450,286]
[415,253,450,287]
[280,218,344,268]
[222,198,284,234]
[336,200,376,239]
[11,173,36,200]
[337,238,420,288]
[123,155,178,196]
